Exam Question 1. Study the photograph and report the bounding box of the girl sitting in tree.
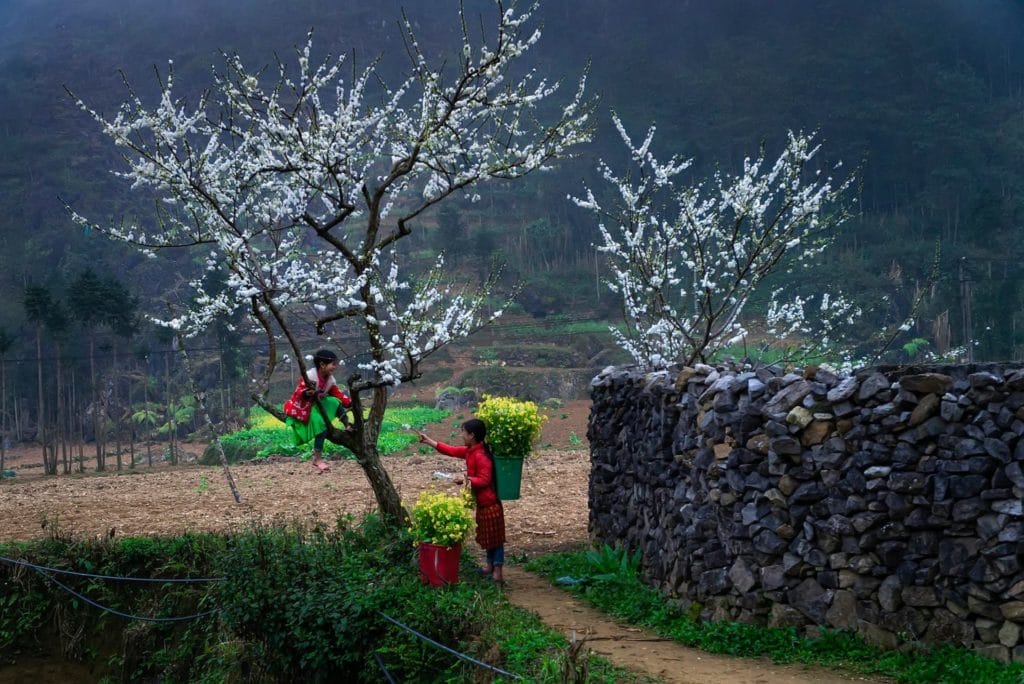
[283,349,352,473]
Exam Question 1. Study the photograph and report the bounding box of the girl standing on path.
[419,418,506,583]
[283,349,352,473]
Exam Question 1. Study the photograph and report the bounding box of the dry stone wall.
[588,362,1024,663]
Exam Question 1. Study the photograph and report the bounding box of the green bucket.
[494,457,523,500]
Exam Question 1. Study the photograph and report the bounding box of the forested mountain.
[1,0,1023,366]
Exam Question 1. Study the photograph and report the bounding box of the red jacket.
[435,441,499,507]
[283,369,351,423]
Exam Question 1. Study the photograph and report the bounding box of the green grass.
[211,405,449,462]
[526,547,1024,684]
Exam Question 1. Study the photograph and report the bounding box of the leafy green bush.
[1,522,642,682]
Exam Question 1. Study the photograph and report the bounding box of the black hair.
[463,418,494,460]
[463,418,499,500]
[312,349,338,368]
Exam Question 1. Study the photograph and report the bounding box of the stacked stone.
[589,362,1024,662]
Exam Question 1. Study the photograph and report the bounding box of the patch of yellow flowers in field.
[408,488,475,548]
[475,395,547,460]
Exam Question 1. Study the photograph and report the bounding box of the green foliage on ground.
[202,405,449,464]
[0,521,643,682]
[527,546,1024,684]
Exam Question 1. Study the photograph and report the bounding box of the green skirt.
[286,396,344,446]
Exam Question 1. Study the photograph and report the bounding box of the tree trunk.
[337,386,405,522]
[14,394,21,443]
[0,353,6,474]
[56,349,67,474]
[143,374,152,467]
[354,441,405,522]
[127,371,135,468]
[114,342,122,471]
[36,327,47,474]
[74,368,85,473]
[90,335,104,471]
[165,351,176,465]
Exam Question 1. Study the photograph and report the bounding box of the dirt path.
[503,566,884,684]
[0,401,886,683]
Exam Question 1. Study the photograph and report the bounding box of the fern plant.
[584,544,642,584]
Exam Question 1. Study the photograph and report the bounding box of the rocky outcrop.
[589,362,1024,663]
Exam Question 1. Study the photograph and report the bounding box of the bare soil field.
[0,401,592,549]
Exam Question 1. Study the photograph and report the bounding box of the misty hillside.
[1,0,1023,358]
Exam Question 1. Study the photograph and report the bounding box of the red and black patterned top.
[282,368,352,423]
[434,441,499,508]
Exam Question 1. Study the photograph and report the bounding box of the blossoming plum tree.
[572,115,856,369]
[70,1,592,521]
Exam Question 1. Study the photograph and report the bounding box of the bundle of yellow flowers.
[475,395,547,460]
[408,489,475,548]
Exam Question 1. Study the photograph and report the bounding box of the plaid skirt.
[475,501,506,550]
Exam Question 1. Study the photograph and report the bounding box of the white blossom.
[573,119,855,369]
[74,1,591,389]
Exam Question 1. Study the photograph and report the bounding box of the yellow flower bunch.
[408,490,475,548]
[476,395,547,460]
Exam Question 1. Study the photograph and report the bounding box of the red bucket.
[418,542,461,586]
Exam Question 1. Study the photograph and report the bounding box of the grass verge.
[526,546,1024,684]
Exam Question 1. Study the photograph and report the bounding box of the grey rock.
[788,577,832,622]
[969,371,1003,389]
[856,620,899,650]
[790,482,826,504]
[925,609,975,646]
[878,575,902,613]
[753,530,788,555]
[993,499,1024,516]
[827,376,859,402]
[728,558,757,593]
[864,465,891,479]
[763,380,813,418]
[902,586,941,607]
[857,372,891,401]
[971,595,1005,620]
[940,399,964,422]
[761,564,787,591]
[769,603,806,628]
[952,498,987,521]
[985,438,1012,462]
[888,472,928,493]
[697,568,731,597]
[1002,602,1024,621]
[826,589,859,630]
[948,474,987,498]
